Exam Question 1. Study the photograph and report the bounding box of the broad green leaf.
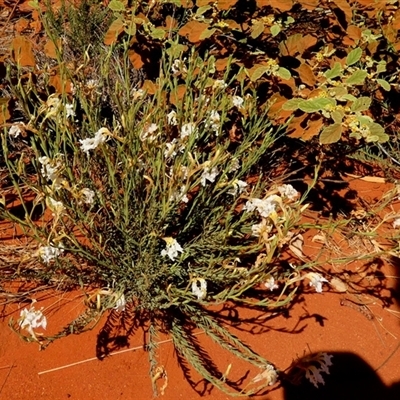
[337,93,357,102]
[196,5,212,15]
[124,21,136,36]
[277,67,291,80]
[356,115,373,125]
[299,98,336,113]
[346,47,362,66]
[270,24,281,37]
[324,62,342,80]
[377,79,391,91]
[150,28,166,40]
[376,61,387,74]
[320,123,342,144]
[345,69,368,85]
[251,21,265,39]
[200,28,216,40]
[329,86,347,99]
[108,0,125,12]
[331,110,344,124]
[282,98,305,111]
[351,96,371,112]
[250,66,269,82]
[368,123,389,143]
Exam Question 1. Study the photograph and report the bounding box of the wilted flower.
[161,238,184,261]
[252,364,278,386]
[167,110,178,126]
[278,184,298,201]
[232,95,244,108]
[191,278,207,300]
[80,188,95,205]
[180,122,196,139]
[113,293,126,312]
[80,128,108,155]
[8,123,23,138]
[140,123,158,141]
[201,167,219,186]
[306,272,329,293]
[228,179,247,196]
[19,304,47,336]
[39,245,64,263]
[264,277,279,291]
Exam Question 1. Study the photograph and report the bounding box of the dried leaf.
[302,117,324,140]
[289,234,305,260]
[128,50,144,69]
[104,18,124,45]
[296,63,316,87]
[11,36,35,67]
[179,20,209,43]
[217,0,238,10]
[44,39,58,59]
[269,0,293,11]
[329,277,347,292]
[332,0,353,25]
[0,97,10,124]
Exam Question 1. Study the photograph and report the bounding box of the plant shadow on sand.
[281,351,400,400]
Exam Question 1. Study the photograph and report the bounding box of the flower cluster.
[39,245,64,263]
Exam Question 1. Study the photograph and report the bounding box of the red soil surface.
[1,177,399,400]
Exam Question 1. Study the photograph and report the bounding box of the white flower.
[171,59,187,75]
[180,123,196,139]
[243,196,280,218]
[167,110,178,126]
[161,238,184,261]
[228,179,247,196]
[306,272,329,293]
[80,128,108,155]
[229,157,240,172]
[39,245,64,263]
[19,304,47,333]
[113,293,126,312]
[65,103,75,118]
[264,277,278,291]
[304,353,333,388]
[132,88,145,100]
[252,364,278,386]
[251,219,271,237]
[278,184,298,201]
[232,95,244,108]
[9,123,23,138]
[191,278,207,300]
[164,139,178,159]
[170,185,189,203]
[393,218,400,229]
[213,79,227,90]
[206,110,220,134]
[140,123,158,141]
[48,197,65,215]
[201,167,219,186]
[80,188,95,205]
[38,156,58,182]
